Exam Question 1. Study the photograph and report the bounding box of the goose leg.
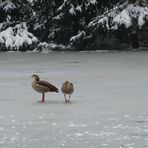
[38,93,45,103]
[64,94,68,103]
[68,95,71,102]
[42,93,45,102]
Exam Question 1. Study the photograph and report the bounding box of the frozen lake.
[0,50,148,148]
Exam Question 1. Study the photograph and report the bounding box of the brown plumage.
[61,81,74,103]
[32,74,59,102]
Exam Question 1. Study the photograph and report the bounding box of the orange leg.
[64,94,68,103]
[42,93,45,102]
[68,95,71,102]
[38,93,45,103]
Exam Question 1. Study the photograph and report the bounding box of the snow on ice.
[0,51,148,148]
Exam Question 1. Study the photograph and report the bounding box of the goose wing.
[37,81,59,93]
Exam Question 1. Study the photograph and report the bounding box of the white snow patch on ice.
[75,133,84,137]
[0,51,148,147]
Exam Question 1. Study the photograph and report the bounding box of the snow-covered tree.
[0,22,38,51]
[0,0,39,51]
[0,1,19,24]
[83,0,119,25]
[1,0,148,50]
[26,0,62,42]
[49,0,85,45]
[87,0,148,49]
[50,0,119,48]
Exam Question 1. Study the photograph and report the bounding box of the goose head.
[32,74,40,81]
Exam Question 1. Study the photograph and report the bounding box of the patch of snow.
[0,1,16,12]
[0,22,38,50]
[57,0,68,12]
[88,0,97,5]
[70,31,86,43]
[69,123,75,127]
[113,9,131,29]
[27,0,38,5]
[75,133,84,137]
[113,124,122,129]
[52,123,57,126]
[35,42,67,52]
[0,51,148,147]
[76,5,82,12]
[89,3,148,30]
[138,7,148,27]
[69,5,76,15]
[53,13,64,20]
[96,16,110,29]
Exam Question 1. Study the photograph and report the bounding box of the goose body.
[61,81,74,102]
[32,74,59,102]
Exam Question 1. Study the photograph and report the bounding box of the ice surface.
[0,51,148,148]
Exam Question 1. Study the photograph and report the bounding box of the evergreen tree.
[1,0,147,50]
[86,0,148,49]
[50,0,120,46]
[0,1,18,23]
[49,0,84,44]
[0,0,38,51]
[25,0,62,42]
[0,0,21,32]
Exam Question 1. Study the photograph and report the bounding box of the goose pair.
[32,74,74,103]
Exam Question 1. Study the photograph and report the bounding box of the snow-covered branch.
[0,22,38,51]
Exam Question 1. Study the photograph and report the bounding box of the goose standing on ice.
[32,74,59,102]
[61,81,74,103]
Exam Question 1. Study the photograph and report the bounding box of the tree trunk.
[131,29,139,49]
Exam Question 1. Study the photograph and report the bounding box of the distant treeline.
[0,0,148,51]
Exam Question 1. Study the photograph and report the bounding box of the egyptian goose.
[61,81,74,103]
[32,74,59,102]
